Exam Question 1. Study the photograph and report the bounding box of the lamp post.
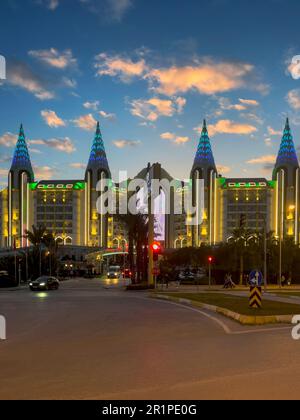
[208,256,213,288]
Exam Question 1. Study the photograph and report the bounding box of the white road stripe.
[146,297,293,336]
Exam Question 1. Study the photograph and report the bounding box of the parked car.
[178,270,195,283]
[122,268,132,278]
[29,276,60,291]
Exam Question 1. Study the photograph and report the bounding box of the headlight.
[40,283,46,286]
[115,273,118,276]
[29,283,33,286]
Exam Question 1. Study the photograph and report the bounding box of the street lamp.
[208,256,213,288]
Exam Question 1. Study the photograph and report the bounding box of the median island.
[153,292,300,325]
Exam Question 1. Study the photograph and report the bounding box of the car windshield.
[36,277,49,282]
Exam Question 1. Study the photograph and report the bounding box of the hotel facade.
[0,118,299,250]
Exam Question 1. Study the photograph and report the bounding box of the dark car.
[122,268,132,278]
[29,276,60,291]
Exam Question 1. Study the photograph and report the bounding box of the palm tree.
[24,225,47,247]
[228,226,254,285]
[115,213,148,283]
[24,225,57,278]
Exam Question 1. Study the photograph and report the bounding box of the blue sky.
[1,0,300,185]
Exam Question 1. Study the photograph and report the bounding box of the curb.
[0,286,27,292]
[151,293,294,326]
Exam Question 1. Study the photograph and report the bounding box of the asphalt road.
[0,278,299,400]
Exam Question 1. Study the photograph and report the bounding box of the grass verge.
[164,292,300,316]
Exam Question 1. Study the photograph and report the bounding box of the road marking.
[147,297,293,336]
[146,297,232,334]
[231,326,292,335]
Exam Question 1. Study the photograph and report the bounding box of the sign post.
[249,270,263,309]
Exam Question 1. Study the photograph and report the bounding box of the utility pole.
[18,262,21,286]
[264,222,267,292]
[208,257,212,288]
[25,248,28,283]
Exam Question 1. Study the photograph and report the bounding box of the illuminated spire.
[273,118,299,176]
[10,124,34,182]
[192,119,217,174]
[85,122,111,184]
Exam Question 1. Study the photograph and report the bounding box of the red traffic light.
[208,256,213,263]
[152,243,161,252]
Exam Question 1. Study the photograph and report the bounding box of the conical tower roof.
[86,122,110,174]
[192,119,217,174]
[10,124,34,183]
[273,118,299,178]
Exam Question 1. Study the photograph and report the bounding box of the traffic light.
[152,242,162,262]
[208,256,213,264]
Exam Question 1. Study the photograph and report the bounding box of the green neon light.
[225,182,270,189]
[217,177,226,187]
[29,182,85,191]
[29,182,38,191]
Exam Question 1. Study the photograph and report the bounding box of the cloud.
[160,132,189,145]
[38,0,59,10]
[99,110,116,121]
[29,48,77,69]
[216,165,231,174]
[287,89,300,110]
[217,98,260,115]
[29,148,43,154]
[239,98,259,107]
[246,155,276,165]
[95,53,147,82]
[72,114,97,131]
[286,55,300,80]
[62,77,77,89]
[95,52,266,98]
[83,101,100,111]
[218,97,246,111]
[29,137,76,153]
[0,132,17,147]
[147,61,255,96]
[108,0,132,20]
[7,60,55,100]
[33,165,56,179]
[264,137,272,147]
[267,126,282,136]
[41,110,66,128]
[80,0,133,21]
[113,139,141,148]
[130,97,186,121]
[69,162,86,169]
[199,119,257,136]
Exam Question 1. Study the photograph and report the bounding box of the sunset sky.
[1,0,300,185]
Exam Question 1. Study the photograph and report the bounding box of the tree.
[24,225,47,247]
[24,225,58,278]
[115,214,148,283]
[227,226,255,285]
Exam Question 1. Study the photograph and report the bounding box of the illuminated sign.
[226,181,270,189]
[30,182,85,191]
